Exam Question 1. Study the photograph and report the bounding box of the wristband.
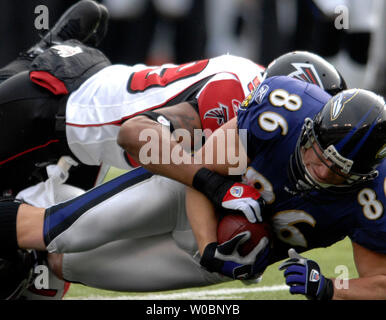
[317,278,334,300]
[192,168,234,204]
[200,242,222,272]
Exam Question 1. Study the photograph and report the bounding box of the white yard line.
[66,284,288,300]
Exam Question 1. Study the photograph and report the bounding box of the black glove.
[279,249,334,300]
[200,231,270,280]
[193,168,265,223]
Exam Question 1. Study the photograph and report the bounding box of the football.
[217,214,271,256]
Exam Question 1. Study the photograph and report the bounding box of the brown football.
[217,214,271,256]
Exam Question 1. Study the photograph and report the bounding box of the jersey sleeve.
[237,76,307,159]
[196,72,245,136]
[349,172,386,254]
[350,224,386,254]
[237,75,331,159]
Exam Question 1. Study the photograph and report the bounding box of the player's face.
[301,142,348,186]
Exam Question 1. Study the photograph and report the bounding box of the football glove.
[278,248,334,300]
[192,167,265,223]
[200,231,270,280]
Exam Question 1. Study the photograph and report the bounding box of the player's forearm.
[332,275,386,300]
[0,203,46,255]
[118,116,196,185]
[17,204,46,250]
[186,187,218,255]
[118,116,246,187]
[118,116,229,186]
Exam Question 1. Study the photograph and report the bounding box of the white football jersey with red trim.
[65,55,265,169]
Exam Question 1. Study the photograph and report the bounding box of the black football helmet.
[288,88,386,194]
[265,51,347,96]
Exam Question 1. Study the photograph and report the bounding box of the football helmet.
[288,88,386,194]
[265,51,347,96]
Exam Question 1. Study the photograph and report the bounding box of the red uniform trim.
[198,78,244,134]
[30,71,69,95]
[62,282,71,298]
[27,286,58,297]
[0,139,60,166]
[124,152,140,168]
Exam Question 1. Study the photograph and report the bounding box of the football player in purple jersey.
[0,52,353,299]
[2,79,385,300]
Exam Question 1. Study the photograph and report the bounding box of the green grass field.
[65,237,356,300]
[65,167,358,300]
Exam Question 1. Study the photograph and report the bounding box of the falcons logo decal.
[204,103,229,125]
[288,63,324,89]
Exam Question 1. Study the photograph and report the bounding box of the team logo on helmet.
[204,103,229,125]
[331,93,344,121]
[331,90,358,121]
[288,63,324,89]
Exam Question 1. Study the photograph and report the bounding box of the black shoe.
[28,0,109,56]
[0,1,109,82]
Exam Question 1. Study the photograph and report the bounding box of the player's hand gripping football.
[200,231,270,280]
[279,249,334,300]
[192,168,265,223]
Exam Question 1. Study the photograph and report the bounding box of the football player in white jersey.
[0,43,266,299]
[0,39,265,197]
[0,2,266,299]
[4,45,267,299]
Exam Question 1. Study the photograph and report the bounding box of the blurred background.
[0,0,384,95]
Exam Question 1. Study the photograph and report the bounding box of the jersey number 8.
[358,186,384,220]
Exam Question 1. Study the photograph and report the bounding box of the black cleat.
[0,0,109,82]
[27,0,109,56]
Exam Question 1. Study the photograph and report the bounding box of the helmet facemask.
[288,117,379,195]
